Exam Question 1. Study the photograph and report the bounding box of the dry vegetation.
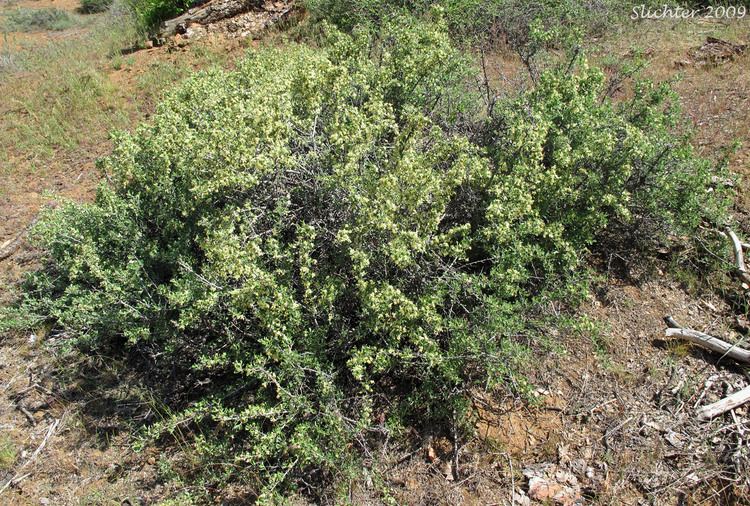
[0,1,749,505]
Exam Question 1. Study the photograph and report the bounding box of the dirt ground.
[1,4,749,505]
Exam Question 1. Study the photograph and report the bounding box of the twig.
[0,418,59,496]
[15,403,36,427]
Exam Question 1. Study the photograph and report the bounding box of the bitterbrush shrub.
[304,0,627,49]
[2,18,729,502]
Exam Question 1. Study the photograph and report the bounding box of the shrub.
[484,61,730,256]
[4,18,729,501]
[129,0,193,30]
[79,0,114,14]
[3,8,76,32]
[304,0,628,50]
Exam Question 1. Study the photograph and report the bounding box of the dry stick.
[725,228,750,285]
[713,229,750,250]
[14,403,36,427]
[665,328,750,364]
[696,385,750,421]
[0,418,59,496]
[665,316,750,419]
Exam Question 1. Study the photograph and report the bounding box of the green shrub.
[79,0,114,14]
[3,18,729,501]
[484,62,730,255]
[304,0,627,50]
[129,0,193,30]
[3,8,76,32]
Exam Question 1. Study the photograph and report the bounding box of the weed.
[3,8,76,32]
[0,435,17,470]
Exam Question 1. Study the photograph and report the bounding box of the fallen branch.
[697,385,750,420]
[665,327,750,364]
[664,315,681,329]
[713,229,750,250]
[725,227,750,285]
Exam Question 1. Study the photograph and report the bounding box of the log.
[159,0,263,37]
[665,327,750,364]
[697,385,750,420]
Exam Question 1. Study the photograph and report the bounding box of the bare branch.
[665,328,750,364]
[697,385,750,421]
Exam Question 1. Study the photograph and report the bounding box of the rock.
[528,476,561,501]
[525,464,582,505]
[665,430,685,449]
[40,499,50,506]
[570,458,587,476]
[512,491,531,506]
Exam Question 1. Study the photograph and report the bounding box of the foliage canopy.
[4,17,730,501]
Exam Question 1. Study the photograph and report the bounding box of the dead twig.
[0,418,60,496]
[664,315,750,421]
[15,402,36,426]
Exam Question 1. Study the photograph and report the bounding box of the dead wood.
[665,327,750,364]
[697,385,750,421]
[725,228,750,285]
[0,418,59,496]
[15,402,36,426]
[159,0,263,36]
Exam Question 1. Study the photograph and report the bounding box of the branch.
[725,227,750,285]
[0,217,38,262]
[696,385,750,421]
[665,327,750,364]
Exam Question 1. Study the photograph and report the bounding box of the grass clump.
[0,435,17,470]
[2,16,731,502]
[3,8,76,32]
